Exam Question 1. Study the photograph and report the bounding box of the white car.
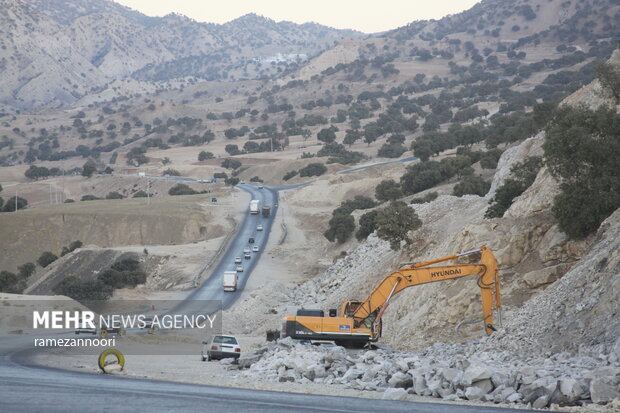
[252,246,259,252]
[257,224,263,231]
[202,335,241,361]
[243,247,251,254]
[236,265,244,272]
[234,257,242,264]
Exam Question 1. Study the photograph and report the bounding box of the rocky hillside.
[225,48,620,411]
[228,49,620,353]
[0,0,361,111]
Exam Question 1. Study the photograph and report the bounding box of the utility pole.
[147,177,150,205]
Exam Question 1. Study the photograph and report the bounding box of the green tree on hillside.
[376,201,422,250]
[18,263,35,279]
[543,105,620,238]
[81,160,97,177]
[356,210,378,241]
[168,184,198,196]
[3,196,28,212]
[317,126,338,144]
[198,151,214,161]
[375,179,403,202]
[224,144,241,156]
[323,212,355,244]
[453,175,491,197]
[0,271,25,293]
[37,251,58,268]
[299,163,327,177]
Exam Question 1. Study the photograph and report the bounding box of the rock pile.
[242,337,620,408]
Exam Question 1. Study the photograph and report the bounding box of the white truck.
[249,199,260,214]
[223,271,238,292]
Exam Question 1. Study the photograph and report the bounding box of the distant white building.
[254,53,308,63]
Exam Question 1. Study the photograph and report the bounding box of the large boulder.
[520,376,558,407]
[590,377,620,405]
[388,372,413,388]
[460,364,492,386]
[382,388,408,401]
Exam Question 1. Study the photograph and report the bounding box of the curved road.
[185,183,278,309]
[0,181,529,412]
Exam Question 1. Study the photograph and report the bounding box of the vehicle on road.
[236,265,244,272]
[243,247,250,254]
[249,199,259,214]
[223,271,238,291]
[201,335,241,361]
[141,316,154,329]
[252,246,259,252]
[234,257,242,264]
[262,206,271,217]
[99,327,125,337]
[258,185,264,189]
[244,252,251,260]
[257,224,263,231]
[248,237,255,243]
[75,319,96,335]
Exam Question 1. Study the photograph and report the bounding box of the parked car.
[236,265,244,272]
[141,316,154,329]
[252,246,259,252]
[202,335,241,361]
[234,257,242,264]
[75,319,97,335]
[257,224,263,231]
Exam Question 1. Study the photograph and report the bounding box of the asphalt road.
[0,181,531,412]
[180,183,278,311]
[338,156,417,174]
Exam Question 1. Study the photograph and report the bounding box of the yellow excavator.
[281,246,501,347]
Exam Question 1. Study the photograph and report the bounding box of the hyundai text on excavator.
[281,246,501,347]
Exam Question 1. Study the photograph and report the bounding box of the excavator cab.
[341,300,363,317]
[341,301,381,336]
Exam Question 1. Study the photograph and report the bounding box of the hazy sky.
[114,0,480,33]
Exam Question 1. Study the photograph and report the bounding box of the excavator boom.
[351,246,500,335]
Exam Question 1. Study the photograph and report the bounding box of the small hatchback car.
[201,335,241,361]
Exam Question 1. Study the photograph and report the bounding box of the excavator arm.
[349,246,501,336]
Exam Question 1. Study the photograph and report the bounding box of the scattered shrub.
[37,251,58,268]
[168,184,198,196]
[299,163,327,177]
